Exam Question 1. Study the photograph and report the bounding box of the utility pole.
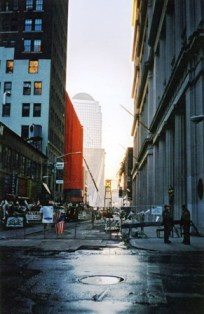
[53,152,82,203]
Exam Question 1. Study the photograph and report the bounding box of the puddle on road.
[79,275,124,285]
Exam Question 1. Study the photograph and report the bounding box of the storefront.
[0,122,48,201]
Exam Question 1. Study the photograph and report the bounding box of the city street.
[1,2,204,313]
[0,225,204,314]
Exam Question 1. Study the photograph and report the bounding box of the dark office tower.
[0,0,68,163]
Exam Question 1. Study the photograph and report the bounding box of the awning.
[43,182,51,194]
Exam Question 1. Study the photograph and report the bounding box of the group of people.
[162,204,191,245]
[38,205,66,235]
[0,197,67,235]
[0,198,36,225]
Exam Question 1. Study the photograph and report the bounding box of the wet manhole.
[79,275,124,285]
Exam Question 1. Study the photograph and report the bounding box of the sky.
[66,0,134,188]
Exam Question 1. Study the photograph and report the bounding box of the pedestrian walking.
[40,204,54,230]
[54,209,59,234]
[91,209,95,224]
[180,204,191,245]
[140,212,145,232]
[55,208,66,235]
[162,205,173,244]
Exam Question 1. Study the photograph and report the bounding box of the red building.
[63,93,84,203]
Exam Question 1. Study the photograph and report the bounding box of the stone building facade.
[131,0,204,233]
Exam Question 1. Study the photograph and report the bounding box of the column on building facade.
[185,89,196,219]
[139,162,147,210]
[133,160,139,209]
[186,81,204,229]
[165,12,174,82]
[146,147,153,208]
[174,0,182,58]
[195,115,204,230]
[135,171,140,209]
[154,139,165,206]
[137,170,143,208]
[132,134,139,208]
[132,174,136,208]
[174,113,186,218]
[195,75,204,231]
[165,128,174,205]
[148,70,153,122]
[158,136,165,206]
[152,144,158,206]
[147,70,154,208]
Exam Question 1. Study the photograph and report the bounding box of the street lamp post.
[53,151,82,204]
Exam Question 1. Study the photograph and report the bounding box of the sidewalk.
[128,226,204,252]
[0,222,118,252]
[0,224,203,252]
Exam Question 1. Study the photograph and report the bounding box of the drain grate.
[79,275,124,285]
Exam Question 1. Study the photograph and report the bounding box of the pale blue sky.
[67,0,134,186]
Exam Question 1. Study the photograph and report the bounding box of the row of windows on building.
[2,81,42,95]
[1,60,39,74]
[0,144,41,180]
[1,18,43,33]
[24,18,42,32]
[49,128,64,153]
[0,0,43,12]
[2,103,41,117]
[24,39,42,53]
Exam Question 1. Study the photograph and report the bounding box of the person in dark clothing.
[162,205,173,244]
[180,204,191,245]
[140,212,145,232]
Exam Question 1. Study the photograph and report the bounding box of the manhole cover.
[79,275,124,285]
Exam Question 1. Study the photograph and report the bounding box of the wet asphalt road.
[0,242,204,314]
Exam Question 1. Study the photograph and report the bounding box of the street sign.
[152,206,162,215]
[55,162,64,169]
[56,179,64,184]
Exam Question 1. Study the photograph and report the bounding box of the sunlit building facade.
[72,93,102,148]
[72,93,105,207]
